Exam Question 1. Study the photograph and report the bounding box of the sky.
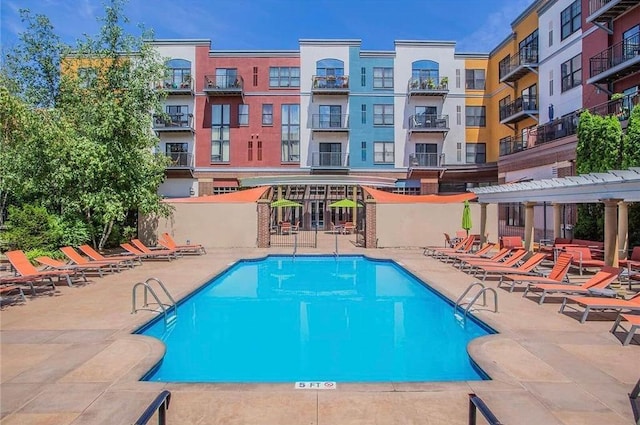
[1,0,536,53]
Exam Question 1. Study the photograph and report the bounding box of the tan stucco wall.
[140,202,257,248]
[375,203,498,248]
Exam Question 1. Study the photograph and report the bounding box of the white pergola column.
[480,203,488,245]
[553,203,562,240]
[602,198,621,267]
[618,201,629,260]
[524,202,536,252]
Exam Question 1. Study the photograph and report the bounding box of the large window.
[623,25,640,60]
[465,69,485,89]
[499,55,510,80]
[466,143,486,164]
[269,67,300,87]
[238,104,249,126]
[262,104,273,125]
[465,106,486,127]
[165,105,189,127]
[281,104,300,162]
[374,142,394,163]
[518,29,538,62]
[373,104,394,125]
[318,105,342,128]
[166,143,189,166]
[561,0,581,40]
[373,67,393,88]
[215,68,238,89]
[561,54,582,92]
[505,203,525,227]
[211,104,230,162]
[522,84,537,109]
[78,67,97,88]
[165,59,191,89]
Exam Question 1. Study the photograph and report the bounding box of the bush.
[50,214,91,247]
[24,248,65,264]
[2,204,59,251]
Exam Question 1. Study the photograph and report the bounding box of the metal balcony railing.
[165,152,193,168]
[534,113,580,145]
[499,49,539,82]
[499,137,528,156]
[409,152,443,167]
[310,152,349,167]
[407,77,449,95]
[310,114,349,130]
[153,113,194,131]
[587,0,639,23]
[589,32,640,82]
[311,75,349,91]
[499,96,538,122]
[203,75,244,94]
[408,114,449,131]
[155,79,193,93]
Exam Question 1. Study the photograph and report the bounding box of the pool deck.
[1,235,639,425]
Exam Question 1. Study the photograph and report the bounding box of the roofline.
[148,39,211,46]
[394,40,456,48]
[208,50,299,58]
[490,33,515,57]
[239,174,398,188]
[511,0,548,28]
[455,53,490,59]
[360,51,396,58]
[299,39,361,46]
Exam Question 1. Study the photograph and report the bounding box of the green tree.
[622,105,640,169]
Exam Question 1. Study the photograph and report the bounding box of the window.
[361,141,367,162]
[518,29,538,63]
[499,55,510,80]
[465,69,485,89]
[262,104,273,125]
[257,141,263,161]
[281,104,299,162]
[248,141,253,161]
[373,67,393,88]
[361,104,366,124]
[623,25,640,60]
[78,67,97,88]
[269,67,300,87]
[522,84,537,110]
[165,59,191,89]
[561,54,581,92]
[561,0,581,40]
[505,203,525,227]
[548,21,553,47]
[457,105,462,125]
[253,66,258,86]
[211,104,230,162]
[318,105,342,128]
[165,105,189,127]
[374,142,394,163]
[215,68,238,89]
[373,104,394,125]
[549,70,554,96]
[361,67,366,87]
[238,104,249,126]
[499,95,511,121]
[315,58,344,89]
[166,143,189,166]
[415,143,438,166]
[456,142,462,162]
[466,143,486,164]
[456,69,461,89]
[465,106,486,127]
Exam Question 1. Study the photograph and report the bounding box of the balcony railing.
[499,49,539,83]
[499,137,528,156]
[203,75,244,95]
[155,79,193,94]
[409,152,443,167]
[587,0,639,23]
[407,77,449,96]
[310,114,349,131]
[588,32,640,84]
[499,96,538,124]
[165,152,193,168]
[153,113,194,131]
[408,114,449,132]
[310,152,349,168]
[311,75,349,93]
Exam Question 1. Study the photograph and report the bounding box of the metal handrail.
[630,377,640,425]
[133,390,171,425]
[131,278,177,325]
[146,277,178,310]
[454,282,486,315]
[468,393,502,425]
[464,288,498,319]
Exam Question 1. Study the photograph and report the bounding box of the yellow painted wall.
[464,57,491,156]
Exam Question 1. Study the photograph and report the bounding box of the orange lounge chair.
[435,236,475,261]
[498,252,573,293]
[610,313,640,346]
[424,233,455,256]
[131,239,179,258]
[524,266,621,304]
[564,246,605,275]
[473,252,548,282]
[36,255,117,277]
[560,292,640,323]
[78,244,141,267]
[464,249,527,273]
[121,243,175,261]
[159,233,205,255]
[4,250,84,294]
[447,243,496,264]
[61,246,128,271]
[456,247,510,270]
[0,284,26,305]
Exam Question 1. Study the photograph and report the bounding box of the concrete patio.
[1,234,638,424]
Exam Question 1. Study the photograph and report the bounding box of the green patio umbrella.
[270,199,302,208]
[328,199,360,208]
[461,200,472,236]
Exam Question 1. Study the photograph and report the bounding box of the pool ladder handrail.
[293,233,297,259]
[132,277,178,324]
[133,390,171,425]
[468,393,503,425]
[454,282,498,320]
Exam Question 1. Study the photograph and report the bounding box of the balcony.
[499,96,538,125]
[153,113,194,132]
[310,114,349,132]
[310,152,349,168]
[587,0,639,24]
[409,152,444,168]
[408,114,449,134]
[154,79,193,95]
[499,51,539,84]
[499,137,529,156]
[590,92,638,120]
[588,33,640,85]
[311,75,349,95]
[407,77,449,97]
[165,152,194,168]
[203,75,244,96]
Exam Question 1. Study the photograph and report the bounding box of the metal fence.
[270,228,318,248]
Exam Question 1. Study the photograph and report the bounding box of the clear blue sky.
[2,0,536,53]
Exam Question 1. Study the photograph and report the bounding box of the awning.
[166,186,268,203]
[363,187,477,204]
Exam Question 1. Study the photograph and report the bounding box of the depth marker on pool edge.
[295,381,337,389]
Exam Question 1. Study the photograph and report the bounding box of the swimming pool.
[137,255,494,383]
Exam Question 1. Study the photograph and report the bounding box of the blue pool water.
[137,255,494,383]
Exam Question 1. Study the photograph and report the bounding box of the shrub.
[2,204,59,251]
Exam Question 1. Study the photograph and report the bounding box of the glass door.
[319,143,342,166]
[310,201,324,229]
[415,143,438,166]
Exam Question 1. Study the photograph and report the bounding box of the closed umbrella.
[461,200,472,236]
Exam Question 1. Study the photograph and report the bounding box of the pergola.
[470,168,640,266]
